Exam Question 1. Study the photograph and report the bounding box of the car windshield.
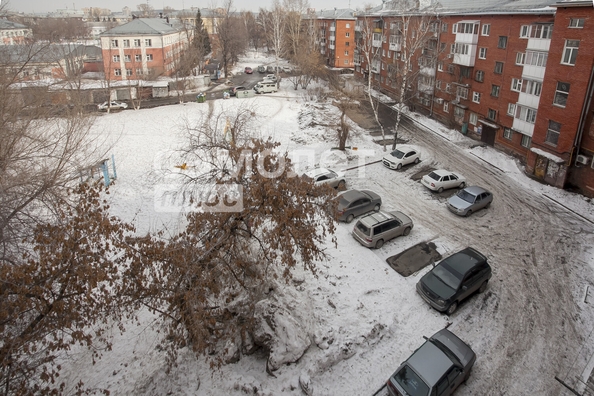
[427,172,440,181]
[390,150,405,159]
[432,263,462,290]
[355,222,370,236]
[457,190,476,203]
[393,365,430,396]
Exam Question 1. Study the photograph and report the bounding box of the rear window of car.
[338,196,351,209]
[427,172,440,181]
[393,365,429,396]
[355,222,370,236]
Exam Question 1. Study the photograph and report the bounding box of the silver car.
[352,210,413,249]
[304,168,346,189]
[386,329,476,396]
[336,189,381,223]
[447,186,493,217]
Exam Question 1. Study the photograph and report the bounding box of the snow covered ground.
[56,51,594,395]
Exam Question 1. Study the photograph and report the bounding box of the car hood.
[420,272,456,300]
[448,194,472,210]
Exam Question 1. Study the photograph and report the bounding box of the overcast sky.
[7,0,370,14]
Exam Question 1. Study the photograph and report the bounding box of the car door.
[403,151,414,165]
[384,219,402,241]
[477,193,489,209]
[460,268,482,300]
[356,197,371,216]
[446,367,464,394]
[316,174,329,185]
[440,175,450,189]
[347,199,363,217]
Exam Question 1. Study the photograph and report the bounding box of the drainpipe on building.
[572,65,594,165]
[429,17,442,118]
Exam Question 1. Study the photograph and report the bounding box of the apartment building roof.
[0,19,29,29]
[100,18,182,36]
[316,8,356,19]
[368,0,558,15]
[0,43,86,64]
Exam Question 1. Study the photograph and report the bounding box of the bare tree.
[32,17,89,42]
[328,73,361,150]
[137,3,157,17]
[126,106,338,368]
[216,0,248,78]
[283,0,310,58]
[242,11,266,52]
[268,0,287,82]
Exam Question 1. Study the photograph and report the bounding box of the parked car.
[244,66,253,74]
[416,247,492,315]
[386,328,476,396]
[257,65,266,73]
[336,189,381,223]
[382,145,420,170]
[282,65,293,73]
[422,169,466,193]
[304,167,346,189]
[228,86,246,96]
[253,81,278,94]
[262,74,278,83]
[97,101,128,111]
[352,210,413,249]
[266,65,275,73]
[447,186,493,217]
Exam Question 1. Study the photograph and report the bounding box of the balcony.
[517,92,540,109]
[371,61,380,74]
[354,57,361,66]
[330,26,336,32]
[355,25,362,32]
[527,37,551,52]
[512,118,535,137]
[452,45,477,67]
[389,35,401,52]
[329,44,335,49]
[522,64,546,80]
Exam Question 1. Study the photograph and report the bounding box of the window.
[126,68,132,76]
[136,68,143,75]
[344,60,348,65]
[438,61,443,71]
[345,32,350,38]
[511,78,522,92]
[472,91,481,103]
[112,55,120,62]
[123,39,130,47]
[135,54,142,62]
[445,83,451,93]
[114,68,121,76]
[520,25,529,38]
[562,40,580,65]
[443,102,449,112]
[111,39,119,47]
[346,41,350,46]
[479,47,487,59]
[494,62,504,74]
[134,39,141,46]
[469,112,478,125]
[460,67,471,79]
[481,24,490,36]
[457,86,468,99]
[498,36,508,49]
[516,52,525,65]
[521,135,531,148]
[124,54,131,62]
[145,39,152,47]
[515,106,537,123]
[487,108,497,120]
[454,106,465,119]
[491,85,500,97]
[503,128,513,140]
[146,54,153,61]
[553,82,570,107]
[345,50,349,56]
[530,24,553,39]
[507,103,516,116]
[442,23,448,32]
[475,70,484,82]
[569,18,585,28]
[522,79,542,96]
[346,23,350,28]
[447,64,455,74]
[545,120,561,146]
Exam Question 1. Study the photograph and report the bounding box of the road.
[347,101,594,395]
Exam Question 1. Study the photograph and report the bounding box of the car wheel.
[346,214,354,224]
[479,280,488,293]
[465,210,473,217]
[446,302,458,315]
[337,180,346,190]
[437,187,444,193]
[414,157,420,164]
[375,239,384,249]
[397,163,402,170]
[403,227,411,236]
[459,181,466,189]
[373,204,381,212]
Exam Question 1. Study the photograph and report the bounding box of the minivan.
[253,82,278,94]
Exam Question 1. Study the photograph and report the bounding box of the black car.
[416,247,492,315]
[228,86,246,96]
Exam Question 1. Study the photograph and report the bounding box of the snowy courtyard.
[55,52,594,396]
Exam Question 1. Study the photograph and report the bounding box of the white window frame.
[481,24,490,36]
[503,128,513,140]
[479,47,487,59]
[145,39,152,47]
[469,112,478,125]
[520,25,529,38]
[443,102,449,112]
[569,18,584,28]
[553,81,570,107]
[521,135,531,148]
[472,92,481,103]
[561,40,579,66]
[545,120,561,146]
[114,68,121,76]
[511,78,522,92]
[507,103,516,116]
[146,54,153,61]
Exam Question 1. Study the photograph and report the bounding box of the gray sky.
[7,0,368,15]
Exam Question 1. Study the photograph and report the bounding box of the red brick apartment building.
[355,0,594,197]
[313,9,356,69]
[100,18,191,81]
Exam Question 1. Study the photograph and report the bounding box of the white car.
[382,145,420,170]
[421,169,466,193]
[262,74,278,83]
[97,101,128,111]
[304,167,346,189]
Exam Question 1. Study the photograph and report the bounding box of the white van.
[253,82,278,94]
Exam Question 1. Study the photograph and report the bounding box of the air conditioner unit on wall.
[576,154,590,165]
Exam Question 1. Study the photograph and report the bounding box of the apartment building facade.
[314,9,356,69]
[355,0,594,197]
[0,19,32,45]
[100,18,191,81]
